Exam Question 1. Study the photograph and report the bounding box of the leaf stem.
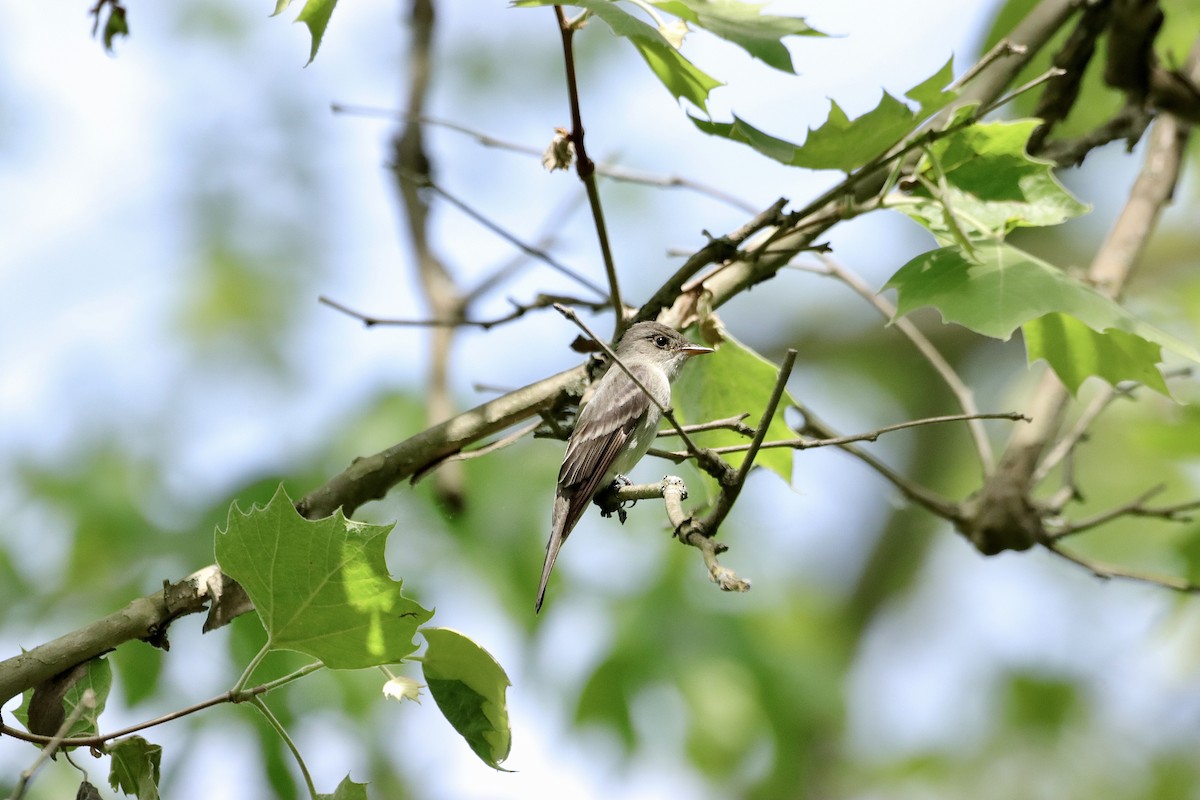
[232,643,271,695]
[249,696,318,800]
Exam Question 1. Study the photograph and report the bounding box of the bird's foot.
[596,475,634,524]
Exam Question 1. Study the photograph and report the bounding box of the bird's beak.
[680,344,715,357]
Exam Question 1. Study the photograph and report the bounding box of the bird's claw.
[597,474,635,523]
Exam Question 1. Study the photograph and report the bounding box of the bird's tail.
[536,495,571,614]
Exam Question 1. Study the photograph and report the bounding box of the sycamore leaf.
[1024,312,1170,395]
[215,485,432,669]
[885,242,1200,391]
[894,118,1089,237]
[651,0,824,73]
[691,113,802,163]
[673,328,797,491]
[272,0,338,64]
[906,57,958,118]
[421,628,513,771]
[317,775,369,800]
[514,0,721,111]
[17,657,110,739]
[693,59,957,171]
[790,94,918,171]
[108,737,162,800]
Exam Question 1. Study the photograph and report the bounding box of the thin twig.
[393,169,608,299]
[1032,384,1121,484]
[1036,104,1152,166]
[318,293,608,331]
[1043,541,1200,593]
[736,350,797,487]
[465,193,586,302]
[1049,486,1200,540]
[685,350,797,541]
[638,198,789,325]
[330,104,758,212]
[1,663,324,751]
[977,67,1069,117]
[809,255,995,472]
[554,6,625,328]
[953,40,1027,89]
[9,689,95,800]
[795,403,965,521]
[432,420,541,465]
[660,412,1026,458]
[656,412,753,438]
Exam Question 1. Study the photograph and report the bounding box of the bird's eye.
[654,335,670,348]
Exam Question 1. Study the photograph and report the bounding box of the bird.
[536,321,713,612]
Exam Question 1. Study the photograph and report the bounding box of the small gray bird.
[536,321,713,612]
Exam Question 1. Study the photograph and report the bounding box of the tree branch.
[609,477,752,593]
[808,255,996,474]
[554,6,625,328]
[962,40,1197,556]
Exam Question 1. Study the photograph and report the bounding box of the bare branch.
[9,688,94,798]
[600,477,751,593]
[810,255,996,472]
[330,104,758,212]
[1049,485,1200,540]
[967,52,1194,555]
[465,193,586,302]
[1035,104,1153,167]
[658,412,1026,459]
[392,168,608,299]
[553,6,625,329]
[694,350,797,537]
[392,0,467,511]
[318,292,608,331]
[796,403,965,522]
[663,477,751,593]
[656,412,753,438]
[1042,540,1200,593]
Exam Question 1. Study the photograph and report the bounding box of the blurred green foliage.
[6,1,1200,799]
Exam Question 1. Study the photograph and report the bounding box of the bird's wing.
[538,362,657,612]
[554,361,655,537]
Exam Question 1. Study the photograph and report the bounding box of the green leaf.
[791,94,918,171]
[317,774,369,800]
[108,736,162,800]
[895,118,1089,237]
[271,0,338,64]
[101,5,129,54]
[16,656,111,739]
[905,57,957,118]
[1023,313,1170,395]
[214,485,433,669]
[650,0,824,73]
[514,0,721,111]
[692,60,957,171]
[691,113,803,164]
[673,328,797,487]
[421,627,513,771]
[885,242,1200,390]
